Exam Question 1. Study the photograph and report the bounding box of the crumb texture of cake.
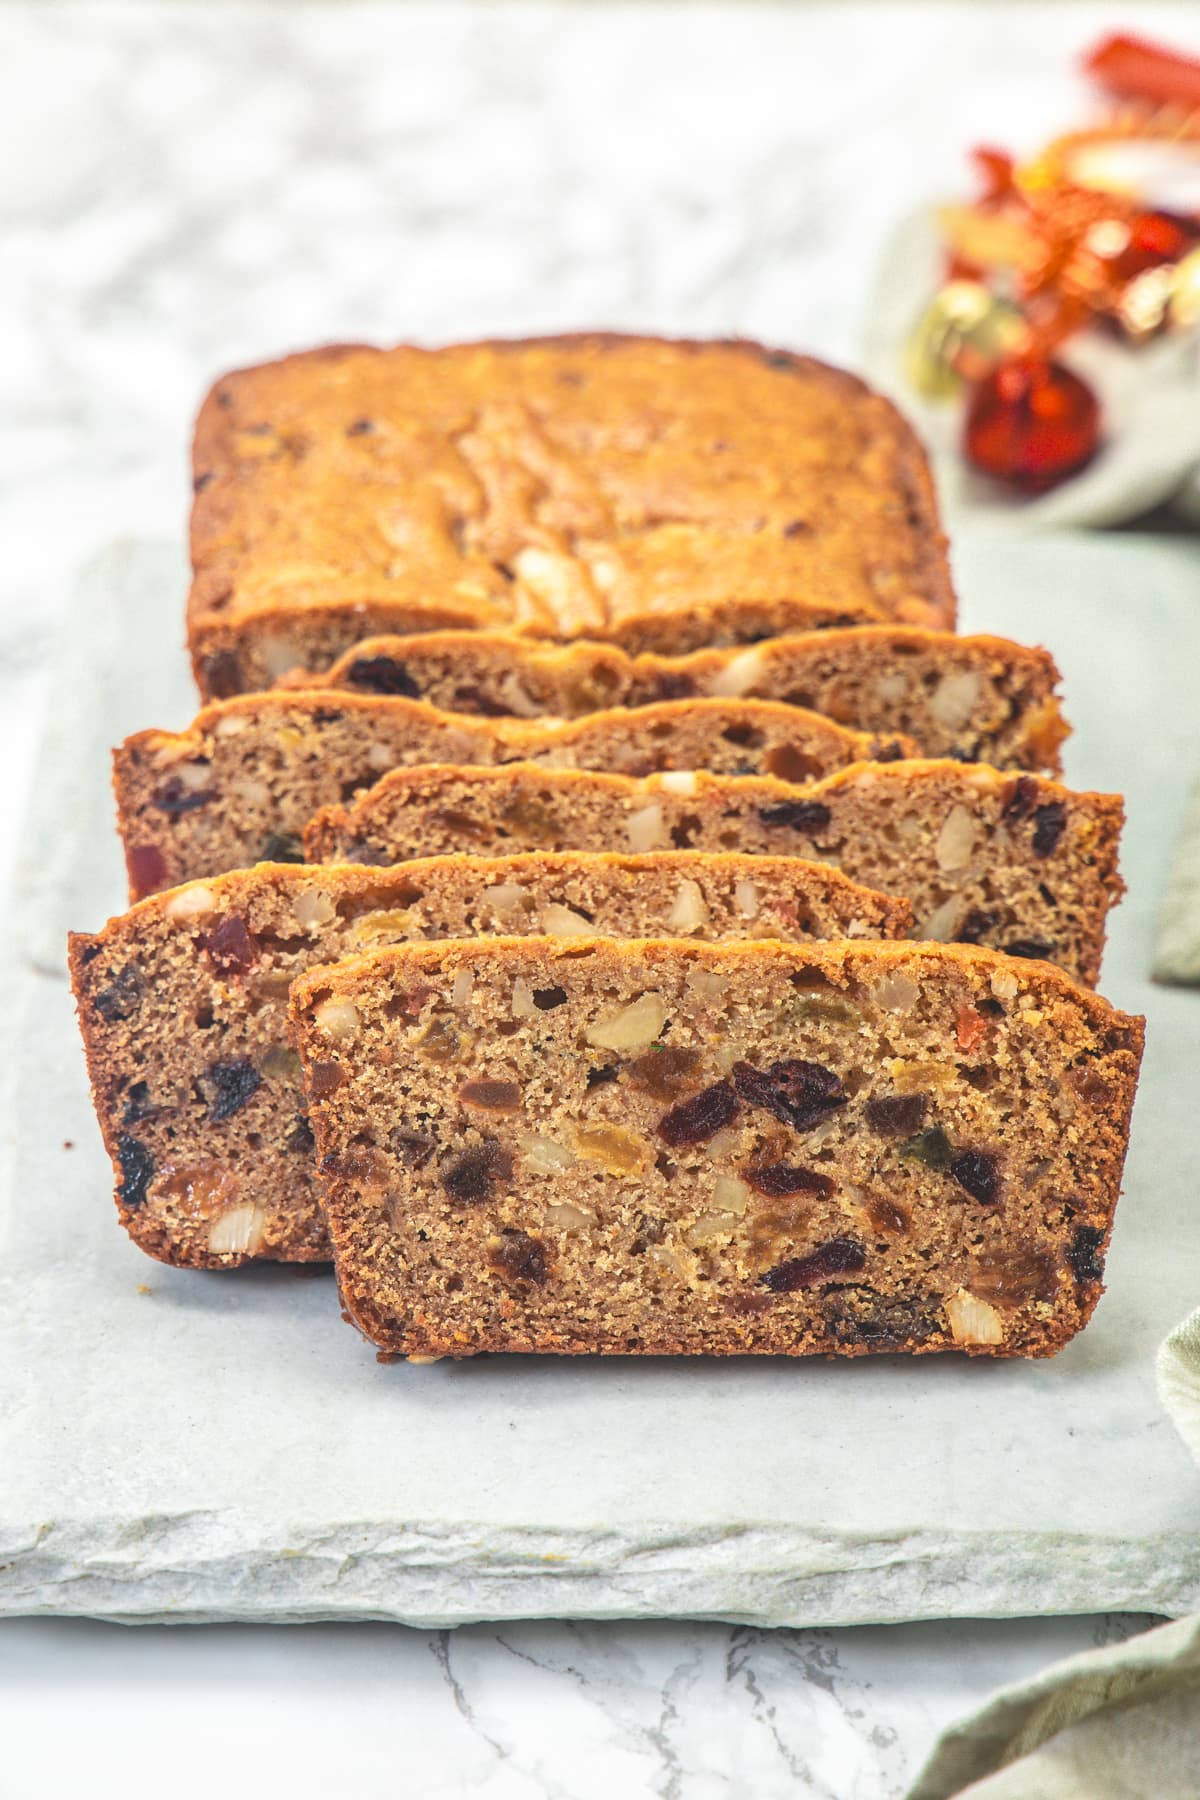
[289,937,1144,1360]
[188,335,954,695]
[305,625,1069,774]
[305,760,1124,986]
[112,692,914,899]
[69,852,908,1268]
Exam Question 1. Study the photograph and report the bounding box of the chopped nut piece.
[165,885,217,920]
[519,1134,577,1174]
[990,967,1020,1003]
[539,902,595,937]
[207,1202,268,1257]
[871,970,920,1012]
[944,1289,1005,1346]
[660,769,698,796]
[685,1211,740,1247]
[481,882,529,913]
[666,878,711,934]
[584,990,667,1051]
[707,645,765,698]
[935,805,978,873]
[626,801,666,853]
[315,997,360,1040]
[712,1174,751,1215]
[451,969,473,1008]
[929,670,983,731]
[684,966,729,1004]
[916,895,965,942]
[511,977,536,1020]
[545,1200,593,1230]
[733,878,759,920]
[293,888,336,929]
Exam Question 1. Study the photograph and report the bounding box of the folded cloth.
[904,1311,1200,1799]
[1153,779,1200,983]
[862,211,1200,530]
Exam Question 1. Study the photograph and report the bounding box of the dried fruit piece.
[260,1043,303,1083]
[745,1162,836,1199]
[1069,1224,1106,1284]
[419,1016,462,1063]
[901,1126,952,1169]
[153,773,215,815]
[572,1123,653,1173]
[1001,775,1039,823]
[258,831,305,863]
[732,1058,847,1131]
[346,656,420,697]
[391,1127,438,1169]
[627,1045,702,1102]
[761,1238,866,1292]
[458,1078,522,1112]
[200,914,261,976]
[440,1139,513,1204]
[204,1057,262,1122]
[971,1246,1058,1305]
[94,966,143,1023]
[955,1006,988,1053]
[116,1134,154,1209]
[865,1194,910,1235]
[129,844,169,896]
[487,1229,551,1287]
[658,1079,740,1147]
[758,800,832,833]
[1032,803,1067,857]
[1005,938,1056,961]
[950,1149,1001,1204]
[307,1060,345,1099]
[865,1093,929,1136]
[122,1080,153,1123]
[285,1115,315,1153]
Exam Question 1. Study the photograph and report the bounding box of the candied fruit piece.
[1069,1224,1106,1284]
[657,1080,740,1147]
[307,1060,345,1099]
[573,1123,652,1173]
[1032,803,1067,857]
[1071,1068,1114,1108]
[129,843,169,896]
[761,1237,866,1292]
[971,1246,1058,1305]
[1001,775,1039,823]
[487,1229,551,1287]
[865,1194,910,1235]
[757,799,832,834]
[200,913,261,976]
[955,1006,988,1054]
[94,965,144,1023]
[440,1139,514,1204]
[900,1126,952,1169]
[346,656,420,697]
[865,1093,929,1136]
[732,1058,847,1131]
[950,1149,1001,1204]
[419,1016,462,1063]
[458,1078,522,1112]
[628,1045,702,1100]
[745,1162,836,1199]
[204,1057,262,1122]
[116,1134,154,1209]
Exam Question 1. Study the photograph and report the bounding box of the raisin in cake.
[70,853,908,1268]
[113,692,913,899]
[306,761,1124,986]
[189,335,954,696]
[289,937,1143,1359]
[307,626,1068,774]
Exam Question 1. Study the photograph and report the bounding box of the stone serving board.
[2,531,1199,1629]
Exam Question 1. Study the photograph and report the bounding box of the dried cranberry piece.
[865,1093,929,1136]
[440,1139,513,1204]
[200,913,261,975]
[346,656,420,697]
[1031,804,1067,856]
[757,800,832,834]
[285,1115,315,1153]
[1004,938,1056,961]
[732,1059,847,1131]
[116,1134,154,1209]
[628,1045,702,1102]
[950,1149,1001,1204]
[761,1238,866,1293]
[1069,1224,1106,1284]
[94,966,143,1023]
[532,986,568,1010]
[153,775,215,816]
[307,1060,345,1099]
[657,1080,740,1147]
[1001,775,1039,823]
[457,1078,522,1112]
[204,1057,262,1122]
[745,1162,835,1199]
[488,1229,551,1287]
[128,844,169,897]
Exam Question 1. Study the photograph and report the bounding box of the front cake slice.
[305,760,1125,986]
[69,852,909,1268]
[290,936,1144,1360]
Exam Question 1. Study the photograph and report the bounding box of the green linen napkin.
[904,1313,1200,1798]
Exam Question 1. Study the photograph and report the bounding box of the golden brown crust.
[304,758,1125,987]
[289,936,1144,1360]
[69,851,910,1268]
[188,334,954,695]
[111,691,914,900]
[298,623,1069,773]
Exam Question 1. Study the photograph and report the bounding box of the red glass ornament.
[964,355,1101,491]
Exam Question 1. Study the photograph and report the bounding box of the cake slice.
[306,760,1124,986]
[289,936,1144,1360]
[69,852,908,1268]
[303,625,1068,774]
[113,692,913,899]
[188,334,954,696]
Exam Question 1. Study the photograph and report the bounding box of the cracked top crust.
[188,335,955,695]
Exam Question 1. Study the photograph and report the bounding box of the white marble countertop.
[1,3,1195,1793]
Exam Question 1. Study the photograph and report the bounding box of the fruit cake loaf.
[113,692,913,900]
[289,936,1144,1360]
[188,334,955,697]
[70,853,909,1268]
[306,760,1124,986]
[304,626,1068,774]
